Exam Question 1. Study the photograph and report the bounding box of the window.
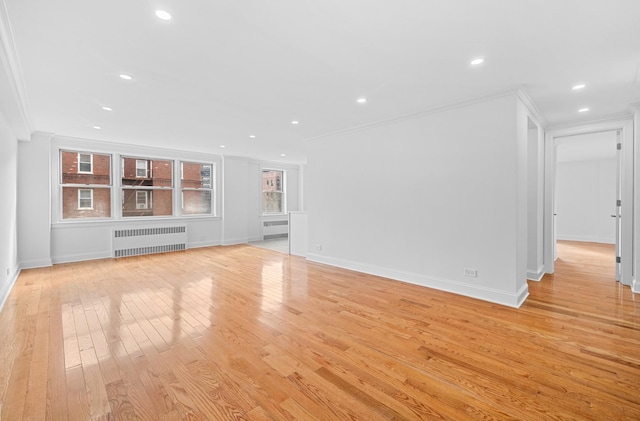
[181,161,214,215]
[136,159,148,178]
[121,156,173,217]
[60,150,111,219]
[78,153,92,173]
[262,169,284,214]
[136,191,148,209]
[78,189,93,209]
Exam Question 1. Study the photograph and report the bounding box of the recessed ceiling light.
[578,107,590,113]
[357,98,367,104]
[119,74,132,80]
[281,154,286,157]
[572,84,586,90]
[93,126,101,130]
[291,120,299,125]
[470,58,485,66]
[220,145,226,148]
[155,10,172,20]
[249,135,256,138]
[102,106,112,111]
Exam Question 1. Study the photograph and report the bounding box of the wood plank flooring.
[0,240,639,420]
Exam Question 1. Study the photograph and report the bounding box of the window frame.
[261,168,286,215]
[136,190,149,209]
[136,159,148,178]
[53,141,222,224]
[59,149,112,220]
[78,153,93,174]
[121,156,174,218]
[180,161,215,216]
[77,188,94,210]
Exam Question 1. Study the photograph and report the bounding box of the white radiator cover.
[113,226,187,257]
[263,220,288,240]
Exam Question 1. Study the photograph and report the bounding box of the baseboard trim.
[222,238,248,246]
[556,235,615,244]
[187,240,222,249]
[306,254,528,308]
[52,252,111,265]
[0,268,21,313]
[527,265,545,282]
[19,258,53,269]
[632,279,639,294]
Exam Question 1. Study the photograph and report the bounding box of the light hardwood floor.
[0,240,638,420]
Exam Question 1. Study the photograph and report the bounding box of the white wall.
[222,157,249,245]
[0,112,19,309]
[306,94,529,307]
[526,124,545,280]
[634,108,640,294]
[17,131,52,268]
[556,159,616,244]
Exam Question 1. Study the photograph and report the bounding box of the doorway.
[544,119,633,286]
[554,131,618,280]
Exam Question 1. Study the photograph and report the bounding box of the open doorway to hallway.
[554,131,618,281]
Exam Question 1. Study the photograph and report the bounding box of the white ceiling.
[3,0,640,163]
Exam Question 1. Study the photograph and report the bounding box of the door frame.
[544,117,634,285]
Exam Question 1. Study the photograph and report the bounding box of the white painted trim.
[15,258,52,270]
[304,89,522,143]
[0,0,32,139]
[516,88,548,127]
[306,253,528,308]
[0,267,20,312]
[527,265,545,282]
[633,279,639,294]
[556,235,615,244]
[221,238,247,246]
[187,240,222,249]
[545,117,634,286]
[52,252,110,265]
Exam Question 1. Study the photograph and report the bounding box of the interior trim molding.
[516,88,548,127]
[0,0,32,139]
[306,253,529,308]
[547,113,633,132]
[527,265,545,282]
[0,267,20,313]
[303,89,532,143]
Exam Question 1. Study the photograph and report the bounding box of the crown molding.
[516,87,548,128]
[0,0,32,140]
[303,89,526,143]
[546,112,633,133]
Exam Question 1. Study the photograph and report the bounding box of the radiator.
[263,220,288,240]
[113,226,187,257]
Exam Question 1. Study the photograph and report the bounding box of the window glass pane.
[183,190,212,215]
[262,170,284,213]
[62,187,111,219]
[136,191,148,209]
[181,162,212,189]
[78,153,92,173]
[122,189,172,217]
[263,191,283,214]
[262,170,282,192]
[61,151,110,185]
[122,157,173,187]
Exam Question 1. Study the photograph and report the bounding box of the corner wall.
[0,111,19,310]
[306,94,528,307]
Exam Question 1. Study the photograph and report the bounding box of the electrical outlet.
[315,244,323,251]
[464,268,477,278]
